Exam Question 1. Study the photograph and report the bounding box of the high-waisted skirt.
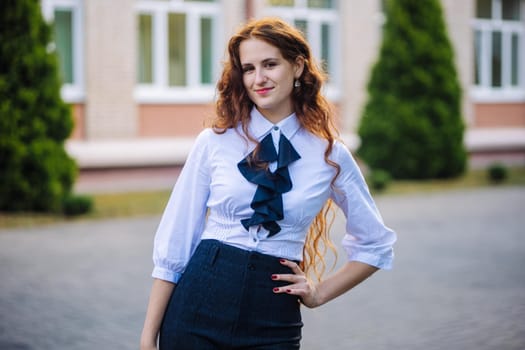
[159,239,303,349]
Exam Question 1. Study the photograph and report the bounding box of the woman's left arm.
[273,260,378,308]
[273,141,396,307]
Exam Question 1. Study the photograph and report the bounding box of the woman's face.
[239,38,304,124]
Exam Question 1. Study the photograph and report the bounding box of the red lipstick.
[255,87,273,95]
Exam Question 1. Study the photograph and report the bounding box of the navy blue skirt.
[159,239,303,349]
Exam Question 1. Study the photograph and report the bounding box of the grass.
[1,167,524,229]
[0,190,171,229]
[374,166,525,195]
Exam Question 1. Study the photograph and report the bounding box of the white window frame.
[265,0,341,101]
[471,0,525,102]
[135,0,222,104]
[41,0,85,103]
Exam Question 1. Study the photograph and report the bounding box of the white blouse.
[152,108,396,283]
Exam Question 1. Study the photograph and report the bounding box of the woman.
[141,17,396,350]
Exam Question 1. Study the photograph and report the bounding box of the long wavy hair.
[213,17,341,281]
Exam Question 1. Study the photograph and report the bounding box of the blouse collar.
[248,107,301,141]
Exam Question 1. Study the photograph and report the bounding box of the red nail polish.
[273,288,279,292]
[286,289,292,293]
[280,259,286,263]
[271,274,278,280]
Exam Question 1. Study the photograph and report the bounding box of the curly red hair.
[213,17,340,280]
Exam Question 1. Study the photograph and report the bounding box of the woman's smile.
[255,87,274,95]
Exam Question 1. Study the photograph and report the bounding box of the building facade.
[40,0,525,168]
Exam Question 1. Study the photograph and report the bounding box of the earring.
[294,79,301,88]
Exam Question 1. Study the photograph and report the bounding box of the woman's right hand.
[139,341,157,350]
[140,279,176,350]
[139,332,158,350]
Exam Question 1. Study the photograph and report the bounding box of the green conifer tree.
[0,0,77,212]
[357,0,467,179]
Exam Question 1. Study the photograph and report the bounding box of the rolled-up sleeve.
[330,142,396,270]
[152,129,212,283]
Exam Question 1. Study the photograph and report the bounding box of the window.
[472,0,524,101]
[168,13,186,86]
[54,10,73,84]
[265,0,340,100]
[136,0,221,103]
[41,0,84,102]
[138,14,153,84]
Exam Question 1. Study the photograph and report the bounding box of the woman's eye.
[242,66,254,73]
[265,62,277,68]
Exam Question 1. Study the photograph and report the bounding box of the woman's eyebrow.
[242,57,279,65]
[262,58,279,63]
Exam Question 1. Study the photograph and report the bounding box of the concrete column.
[339,0,383,134]
[223,0,247,38]
[440,0,475,126]
[250,0,267,20]
[84,0,137,139]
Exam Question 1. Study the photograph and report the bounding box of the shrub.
[368,169,392,192]
[62,194,94,217]
[0,0,78,212]
[357,0,467,179]
[487,163,508,184]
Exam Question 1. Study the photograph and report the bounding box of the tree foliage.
[0,0,77,212]
[357,0,467,179]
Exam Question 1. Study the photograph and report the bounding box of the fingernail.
[273,288,279,292]
[286,289,292,293]
[271,274,278,280]
[280,259,286,263]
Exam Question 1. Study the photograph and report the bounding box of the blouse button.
[273,126,279,131]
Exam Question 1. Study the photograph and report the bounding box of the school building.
[40,0,525,168]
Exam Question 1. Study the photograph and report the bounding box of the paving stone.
[1,186,524,349]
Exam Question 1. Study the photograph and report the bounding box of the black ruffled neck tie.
[237,132,301,237]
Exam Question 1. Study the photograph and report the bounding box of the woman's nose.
[254,69,267,85]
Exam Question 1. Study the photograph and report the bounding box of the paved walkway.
[1,186,524,349]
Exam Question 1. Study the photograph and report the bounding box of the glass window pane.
[511,33,520,86]
[267,0,294,7]
[321,23,331,75]
[491,31,502,87]
[476,0,492,18]
[308,0,333,8]
[168,13,186,86]
[200,17,213,84]
[294,20,308,39]
[53,9,73,84]
[474,30,482,85]
[502,0,521,20]
[138,14,153,84]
